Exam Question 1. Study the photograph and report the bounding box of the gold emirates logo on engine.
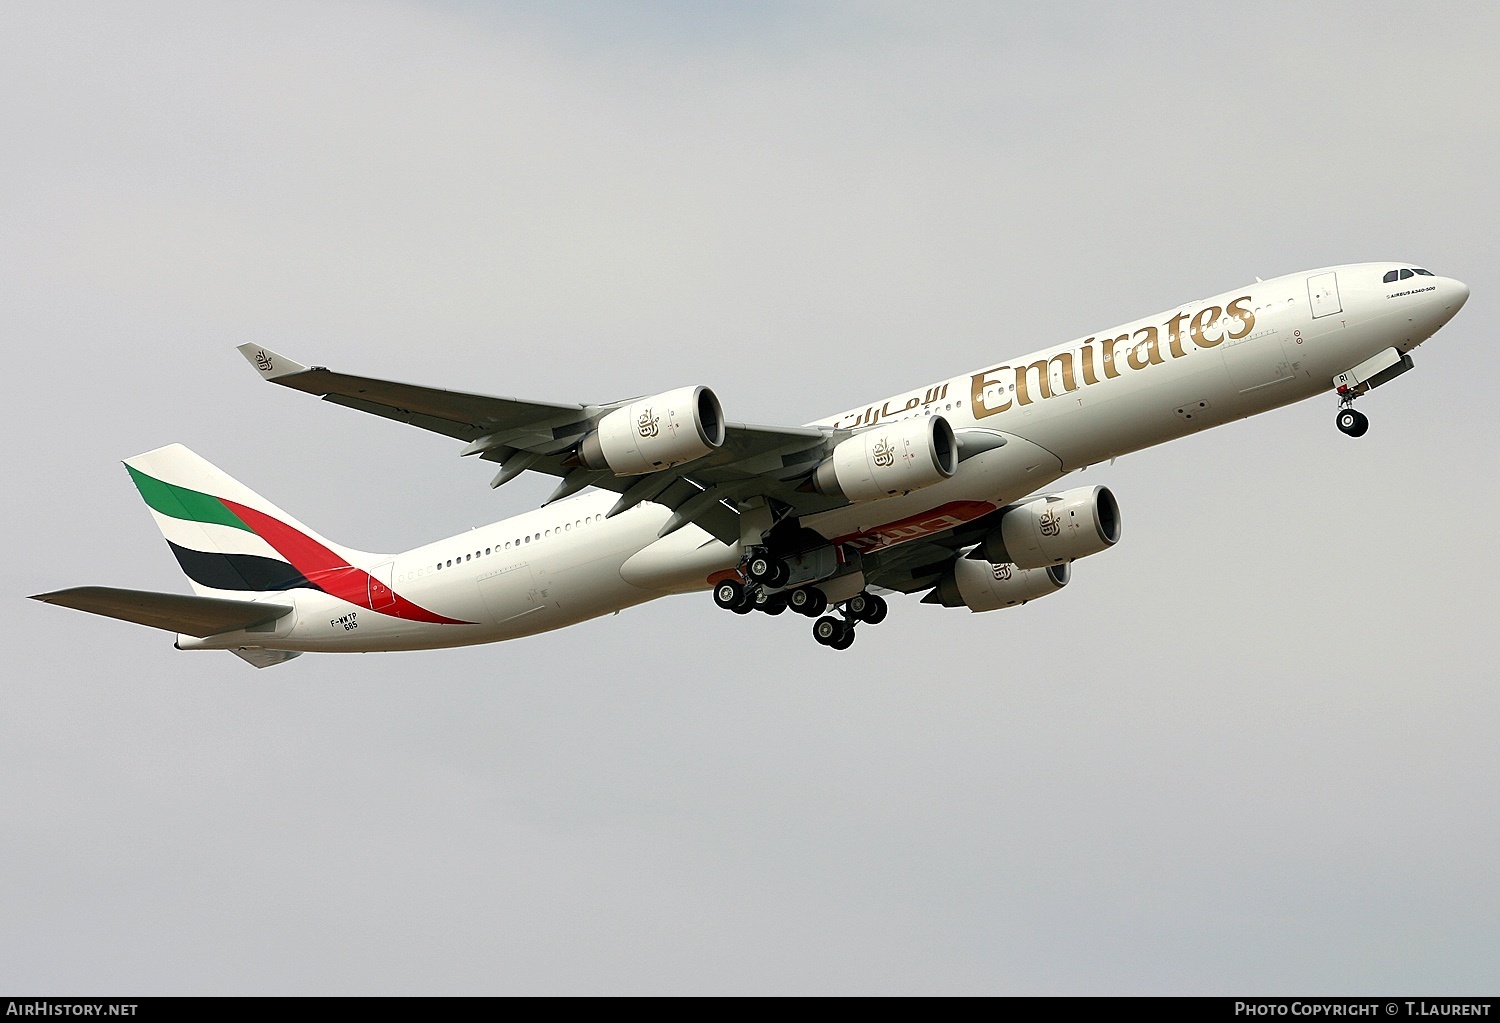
[969,296,1256,418]
[637,409,660,438]
[872,437,896,468]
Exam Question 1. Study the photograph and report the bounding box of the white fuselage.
[184,262,1468,654]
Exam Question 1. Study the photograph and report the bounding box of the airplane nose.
[1451,278,1471,309]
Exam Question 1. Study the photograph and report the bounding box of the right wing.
[30,586,292,637]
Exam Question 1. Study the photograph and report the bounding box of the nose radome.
[1450,278,1471,309]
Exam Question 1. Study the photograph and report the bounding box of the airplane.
[31,262,1469,666]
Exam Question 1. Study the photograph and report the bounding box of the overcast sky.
[4,0,1497,995]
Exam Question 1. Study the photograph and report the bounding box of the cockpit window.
[1384,268,1435,283]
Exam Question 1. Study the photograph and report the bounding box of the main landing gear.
[712,576,888,651]
[810,591,887,651]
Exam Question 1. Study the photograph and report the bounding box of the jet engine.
[978,485,1120,569]
[579,386,725,476]
[929,558,1070,612]
[813,416,958,502]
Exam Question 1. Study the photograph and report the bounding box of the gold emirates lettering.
[835,383,949,429]
[970,297,1254,420]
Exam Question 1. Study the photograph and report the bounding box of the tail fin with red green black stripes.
[123,444,381,598]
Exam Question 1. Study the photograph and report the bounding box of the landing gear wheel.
[1336,407,1369,437]
[754,590,788,615]
[746,554,790,588]
[845,591,887,624]
[813,615,853,648]
[788,587,828,617]
[713,579,745,610]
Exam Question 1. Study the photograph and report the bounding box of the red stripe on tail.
[221,499,473,625]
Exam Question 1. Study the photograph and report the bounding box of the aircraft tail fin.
[123,443,381,597]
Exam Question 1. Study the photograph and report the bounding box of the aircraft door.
[1221,311,1295,394]
[368,561,396,610]
[477,560,538,625]
[1307,272,1342,319]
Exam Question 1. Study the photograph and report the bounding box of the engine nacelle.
[980,485,1120,569]
[813,415,957,502]
[579,386,725,476]
[931,558,1070,612]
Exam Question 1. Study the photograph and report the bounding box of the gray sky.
[4,0,1497,994]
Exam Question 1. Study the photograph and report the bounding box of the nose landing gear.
[1336,406,1369,437]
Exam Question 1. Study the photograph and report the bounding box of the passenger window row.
[432,514,602,571]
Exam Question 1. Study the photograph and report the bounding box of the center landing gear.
[786,586,828,617]
[1336,407,1369,437]
[745,551,790,588]
[753,589,788,615]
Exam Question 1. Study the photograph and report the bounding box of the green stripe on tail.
[125,464,253,532]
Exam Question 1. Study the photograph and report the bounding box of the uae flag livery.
[124,447,470,625]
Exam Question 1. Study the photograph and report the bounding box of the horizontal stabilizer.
[30,586,292,637]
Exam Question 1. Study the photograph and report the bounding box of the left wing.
[238,345,844,545]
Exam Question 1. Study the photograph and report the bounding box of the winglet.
[236,344,309,381]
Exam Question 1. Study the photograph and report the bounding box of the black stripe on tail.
[167,542,318,592]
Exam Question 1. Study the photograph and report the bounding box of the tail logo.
[254,349,274,373]
[127,465,473,625]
